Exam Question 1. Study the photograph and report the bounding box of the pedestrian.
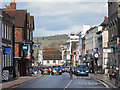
[109,66,113,80]
[89,64,92,73]
[94,64,98,75]
[115,66,119,78]
[69,65,73,78]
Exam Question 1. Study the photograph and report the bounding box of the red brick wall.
[15,44,19,57]
[14,28,23,42]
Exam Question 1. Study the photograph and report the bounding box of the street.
[11,73,108,89]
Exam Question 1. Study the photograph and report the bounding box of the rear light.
[48,69,50,71]
[52,68,54,71]
[42,69,43,71]
[61,68,62,70]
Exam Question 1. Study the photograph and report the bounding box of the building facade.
[84,26,102,70]
[66,33,79,65]
[42,48,62,66]
[96,17,109,74]
[3,1,35,77]
[0,9,14,79]
[108,1,120,70]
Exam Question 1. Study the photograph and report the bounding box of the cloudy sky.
[2,0,108,37]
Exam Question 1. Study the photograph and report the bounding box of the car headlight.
[77,70,80,72]
[86,70,89,72]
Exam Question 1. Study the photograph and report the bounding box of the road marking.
[97,79,110,88]
[64,79,72,89]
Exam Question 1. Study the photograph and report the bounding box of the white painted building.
[66,33,79,65]
[77,25,91,62]
[85,26,103,66]
[38,50,43,64]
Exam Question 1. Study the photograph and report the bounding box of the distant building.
[0,9,14,79]
[84,26,102,68]
[77,25,91,64]
[42,48,62,66]
[66,33,79,65]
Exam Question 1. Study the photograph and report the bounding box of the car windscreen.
[77,65,88,69]
[53,66,61,68]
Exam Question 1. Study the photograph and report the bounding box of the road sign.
[94,54,98,58]
[103,48,113,53]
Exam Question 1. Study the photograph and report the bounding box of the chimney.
[104,16,107,20]
[10,0,16,9]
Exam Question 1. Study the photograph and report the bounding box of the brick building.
[2,1,35,77]
[42,48,62,66]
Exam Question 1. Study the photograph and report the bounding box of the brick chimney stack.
[3,0,16,10]
[10,0,16,9]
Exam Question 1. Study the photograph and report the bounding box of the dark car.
[61,66,65,73]
[41,66,50,75]
[74,65,89,76]
[51,65,62,75]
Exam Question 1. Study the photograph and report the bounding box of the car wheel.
[51,73,54,75]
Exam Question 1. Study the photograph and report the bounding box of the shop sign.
[103,48,113,53]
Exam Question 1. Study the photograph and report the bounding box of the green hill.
[33,34,68,60]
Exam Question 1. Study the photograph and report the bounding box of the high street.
[11,73,109,89]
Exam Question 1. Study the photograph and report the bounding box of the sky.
[1,0,108,37]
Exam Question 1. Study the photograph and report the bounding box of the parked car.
[51,65,62,75]
[74,65,89,76]
[65,66,69,72]
[61,66,65,73]
[41,66,50,75]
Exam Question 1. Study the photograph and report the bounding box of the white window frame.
[2,23,4,38]
[27,29,29,40]
[9,27,11,40]
[5,24,6,39]
[5,54,6,67]
[7,25,9,40]
[2,54,4,68]
[10,54,11,66]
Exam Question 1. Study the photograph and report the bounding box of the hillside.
[33,34,68,60]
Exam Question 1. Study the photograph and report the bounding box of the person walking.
[89,64,92,73]
[94,63,98,75]
[69,65,73,78]
[109,66,113,80]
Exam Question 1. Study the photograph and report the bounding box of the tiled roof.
[3,9,27,27]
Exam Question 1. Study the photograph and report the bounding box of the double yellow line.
[97,79,110,88]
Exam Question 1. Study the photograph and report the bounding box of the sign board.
[4,47,11,55]
[103,48,113,53]
[34,45,40,49]
[22,45,28,50]
[94,54,98,58]
[2,70,9,81]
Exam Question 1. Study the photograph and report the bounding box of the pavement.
[2,74,43,89]
[1,73,117,89]
[90,73,116,88]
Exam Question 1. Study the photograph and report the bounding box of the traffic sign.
[94,54,98,58]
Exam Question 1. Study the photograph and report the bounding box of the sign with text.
[103,48,113,53]
[22,45,28,51]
